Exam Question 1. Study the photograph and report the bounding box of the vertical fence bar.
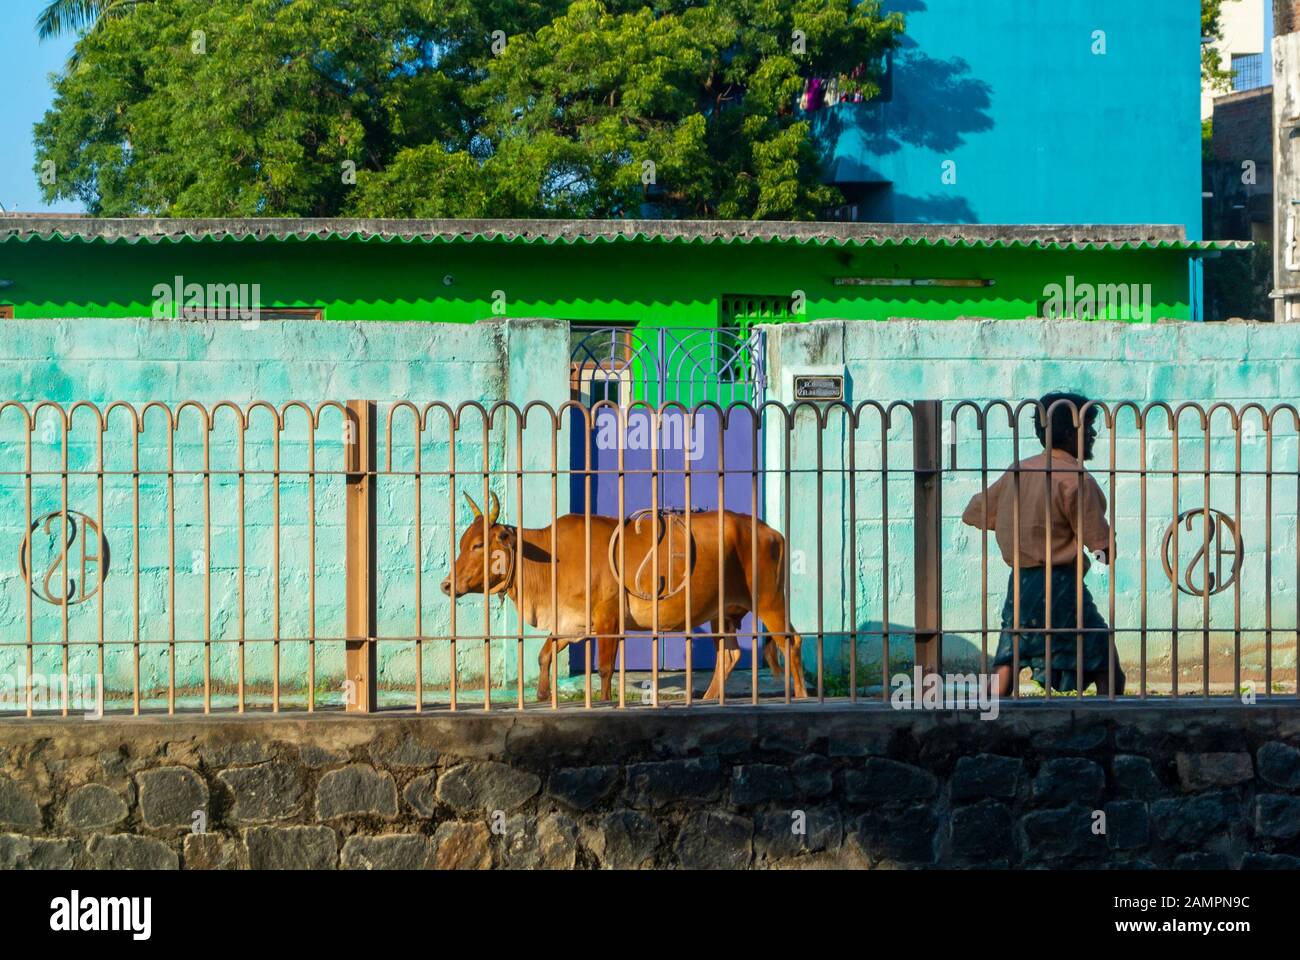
[167,421,176,715]
[913,400,943,678]
[345,399,378,713]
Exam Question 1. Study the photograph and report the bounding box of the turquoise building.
[816,0,1205,313]
[819,0,1202,232]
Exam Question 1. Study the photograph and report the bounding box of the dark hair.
[1033,391,1097,459]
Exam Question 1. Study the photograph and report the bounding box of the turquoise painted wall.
[3,315,1291,708]
[0,318,570,708]
[820,0,1203,237]
[765,319,1298,692]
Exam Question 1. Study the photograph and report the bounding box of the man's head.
[1033,391,1098,461]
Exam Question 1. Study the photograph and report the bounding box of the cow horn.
[487,491,500,524]
[463,492,482,519]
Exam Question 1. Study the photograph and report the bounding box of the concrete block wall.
[0,317,571,706]
[2,315,1297,704]
[763,319,1300,689]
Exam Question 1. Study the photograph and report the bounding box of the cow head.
[440,491,516,598]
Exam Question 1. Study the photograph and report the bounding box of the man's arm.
[961,474,1002,531]
[1059,470,1112,559]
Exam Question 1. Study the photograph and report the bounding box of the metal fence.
[0,397,1297,715]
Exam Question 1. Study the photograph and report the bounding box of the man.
[962,391,1124,696]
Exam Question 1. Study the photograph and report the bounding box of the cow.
[440,492,810,703]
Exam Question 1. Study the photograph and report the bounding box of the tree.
[35,0,903,219]
[36,0,150,41]
[1201,0,1237,92]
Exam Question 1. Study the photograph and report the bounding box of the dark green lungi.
[992,564,1116,692]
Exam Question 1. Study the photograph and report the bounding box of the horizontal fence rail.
[0,398,1297,715]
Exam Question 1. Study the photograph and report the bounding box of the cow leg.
[762,636,783,684]
[535,636,571,702]
[596,635,619,702]
[758,602,809,699]
[702,616,743,701]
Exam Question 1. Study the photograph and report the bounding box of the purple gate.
[568,326,766,673]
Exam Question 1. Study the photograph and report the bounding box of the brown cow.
[439,492,810,702]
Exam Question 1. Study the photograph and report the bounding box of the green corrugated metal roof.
[0,217,1252,252]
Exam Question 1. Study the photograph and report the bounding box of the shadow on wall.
[836,621,986,682]
[815,0,993,223]
[887,192,978,222]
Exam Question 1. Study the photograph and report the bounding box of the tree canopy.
[34,0,903,219]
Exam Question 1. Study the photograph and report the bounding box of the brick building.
[1208,87,1274,245]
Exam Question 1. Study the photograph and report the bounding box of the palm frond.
[37,0,148,41]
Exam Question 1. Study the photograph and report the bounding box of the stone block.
[1034,758,1105,807]
[1257,742,1300,789]
[756,808,842,861]
[624,757,722,809]
[431,821,491,870]
[590,810,659,870]
[1151,792,1239,845]
[436,762,540,815]
[218,762,306,823]
[673,811,753,869]
[546,766,619,812]
[1175,752,1254,790]
[137,767,207,830]
[315,765,398,820]
[89,834,179,870]
[1113,755,1164,799]
[730,764,794,806]
[341,834,433,870]
[63,784,128,831]
[951,754,1023,801]
[951,800,1014,860]
[244,825,337,870]
[0,834,77,869]
[842,759,937,804]
[1018,805,1107,862]
[1103,801,1149,851]
[1254,794,1300,839]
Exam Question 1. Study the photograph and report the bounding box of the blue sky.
[0,0,78,213]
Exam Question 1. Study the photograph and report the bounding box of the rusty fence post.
[345,399,378,712]
[913,400,943,678]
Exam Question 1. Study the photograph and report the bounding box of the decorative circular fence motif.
[18,511,111,606]
[607,509,694,602]
[1160,507,1243,598]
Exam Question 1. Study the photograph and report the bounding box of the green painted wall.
[0,237,1196,324]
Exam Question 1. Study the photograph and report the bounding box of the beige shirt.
[961,450,1111,568]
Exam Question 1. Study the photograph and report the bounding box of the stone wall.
[0,704,1297,869]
